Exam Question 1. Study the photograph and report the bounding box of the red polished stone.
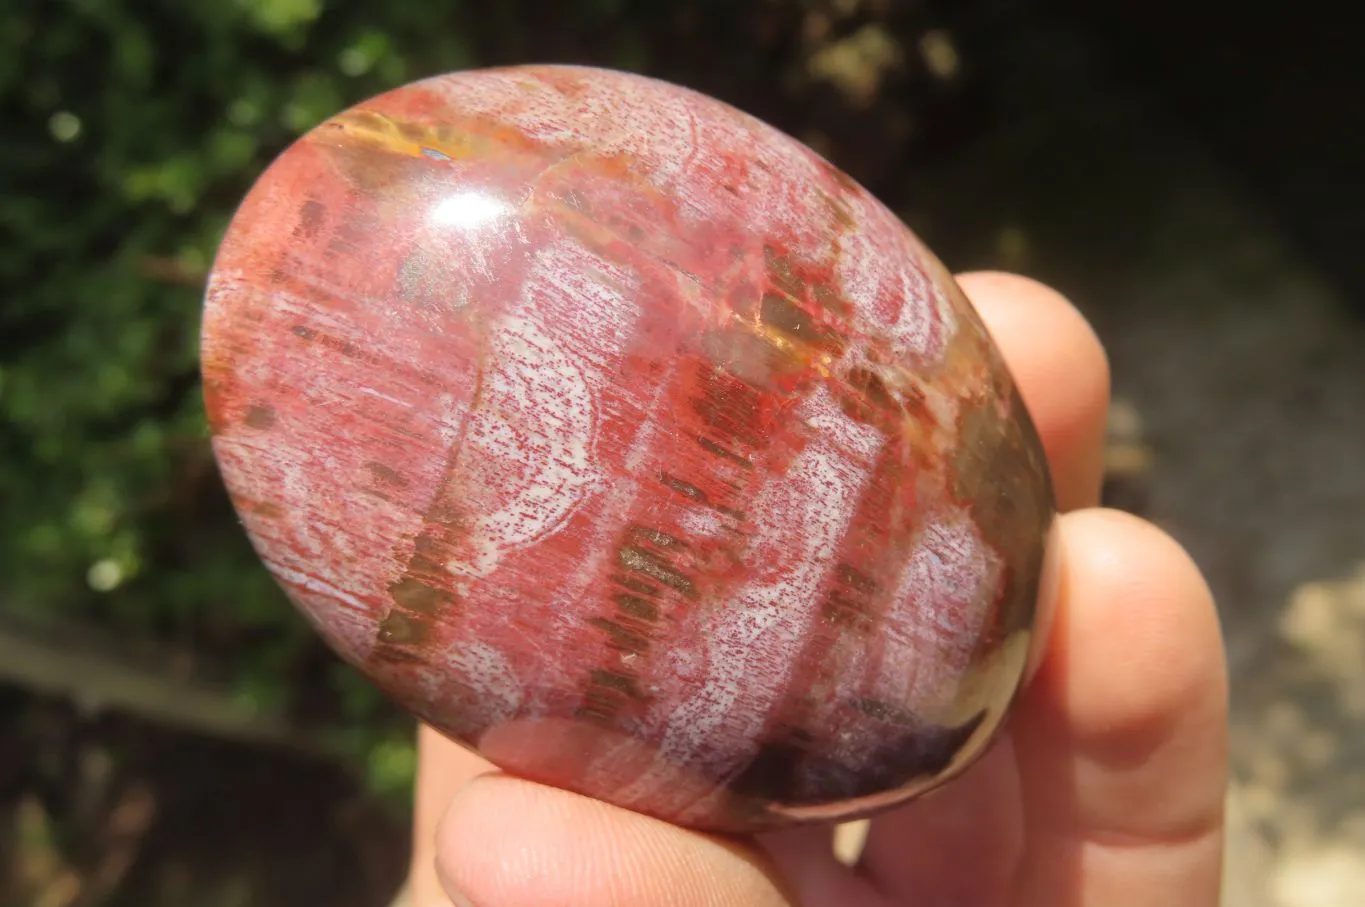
[201,64,1057,833]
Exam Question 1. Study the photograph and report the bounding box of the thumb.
[434,774,795,907]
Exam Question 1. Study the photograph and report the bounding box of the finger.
[956,271,1111,512]
[1013,508,1228,906]
[433,774,868,907]
[408,726,496,907]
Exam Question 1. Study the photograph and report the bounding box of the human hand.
[403,272,1228,907]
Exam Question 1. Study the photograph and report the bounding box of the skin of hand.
[403,272,1229,907]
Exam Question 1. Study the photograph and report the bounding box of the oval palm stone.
[201,64,1057,833]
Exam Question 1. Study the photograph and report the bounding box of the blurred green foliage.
[0,0,512,805]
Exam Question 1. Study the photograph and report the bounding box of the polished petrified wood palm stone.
[201,64,1057,833]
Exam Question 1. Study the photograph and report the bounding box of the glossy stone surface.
[201,65,1057,833]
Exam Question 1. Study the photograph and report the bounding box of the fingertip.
[435,775,793,907]
[1047,508,1226,745]
[958,272,1110,392]
[1018,507,1228,843]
